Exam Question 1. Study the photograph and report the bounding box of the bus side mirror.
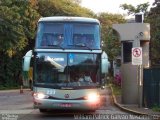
[23,50,33,71]
[101,51,110,74]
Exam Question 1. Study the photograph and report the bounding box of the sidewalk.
[0,88,31,93]
[110,86,160,119]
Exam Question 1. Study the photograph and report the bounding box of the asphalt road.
[0,88,152,120]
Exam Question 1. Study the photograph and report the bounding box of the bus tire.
[39,109,47,113]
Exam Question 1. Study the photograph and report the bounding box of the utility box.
[113,23,150,104]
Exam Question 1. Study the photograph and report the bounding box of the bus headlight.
[85,93,100,103]
[33,93,49,99]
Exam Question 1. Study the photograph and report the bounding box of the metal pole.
[137,65,140,107]
[139,65,143,108]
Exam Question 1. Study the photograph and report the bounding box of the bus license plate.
[60,103,72,107]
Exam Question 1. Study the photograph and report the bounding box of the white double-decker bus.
[23,16,109,112]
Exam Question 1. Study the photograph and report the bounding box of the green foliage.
[152,104,160,112]
[146,0,160,65]
[37,0,94,17]
[97,13,126,61]
[109,83,121,96]
[120,2,150,17]
[0,85,19,90]
[0,5,26,53]
[0,0,40,55]
[0,0,40,87]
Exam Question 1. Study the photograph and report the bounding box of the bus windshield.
[34,53,101,88]
[35,22,100,49]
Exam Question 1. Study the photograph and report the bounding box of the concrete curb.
[110,86,160,120]
[109,86,157,117]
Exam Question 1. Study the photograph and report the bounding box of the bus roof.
[38,16,100,24]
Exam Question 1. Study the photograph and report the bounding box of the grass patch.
[0,86,19,90]
[152,105,160,112]
[109,83,122,96]
[0,85,30,90]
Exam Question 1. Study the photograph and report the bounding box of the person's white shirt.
[78,77,84,82]
[84,76,92,82]
[78,75,92,82]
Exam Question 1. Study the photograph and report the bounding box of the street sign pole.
[137,65,143,108]
[135,32,143,108]
[132,46,143,108]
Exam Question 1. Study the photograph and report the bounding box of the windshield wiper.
[74,43,92,51]
[48,44,64,50]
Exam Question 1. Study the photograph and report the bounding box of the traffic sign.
[132,47,142,65]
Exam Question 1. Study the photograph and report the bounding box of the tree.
[153,0,160,6]
[0,0,40,87]
[0,0,40,55]
[72,0,81,4]
[97,13,126,61]
[120,2,150,17]
[146,0,160,65]
[37,0,94,17]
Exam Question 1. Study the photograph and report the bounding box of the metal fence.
[143,67,160,108]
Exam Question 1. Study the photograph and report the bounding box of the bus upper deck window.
[73,34,94,46]
[41,33,63,46]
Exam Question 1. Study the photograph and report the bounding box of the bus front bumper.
[33,98,100,110]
